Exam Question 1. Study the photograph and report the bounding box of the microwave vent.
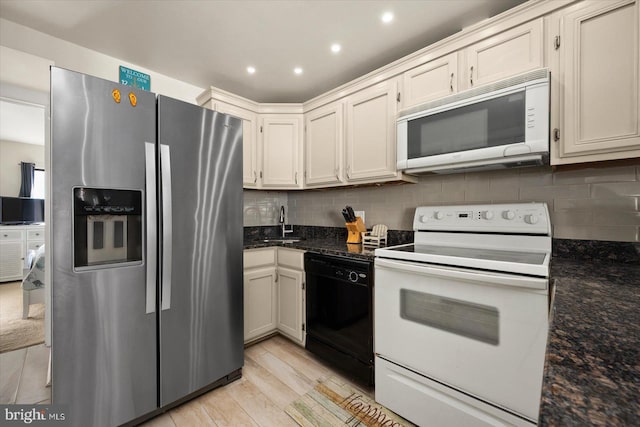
[399,68,549,120]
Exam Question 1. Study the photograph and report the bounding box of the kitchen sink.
[256,237,303,244]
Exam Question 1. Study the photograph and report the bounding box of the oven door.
[374,257,548,422]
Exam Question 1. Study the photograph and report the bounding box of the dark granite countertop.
[243,237,377,261]
[541,259,640,426]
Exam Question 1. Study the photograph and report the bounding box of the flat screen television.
[0,197,45,224]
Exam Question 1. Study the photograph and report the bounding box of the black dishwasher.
[304,252,374,385]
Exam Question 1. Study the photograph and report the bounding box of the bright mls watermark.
[1,405,67,425]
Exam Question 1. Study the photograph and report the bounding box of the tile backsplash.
[246,163,640,242]
[243,191,288,226]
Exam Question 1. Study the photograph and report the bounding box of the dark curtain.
[19,161,35,198]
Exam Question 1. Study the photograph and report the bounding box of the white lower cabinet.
[243,266,277,342]
[243,247,305,345]
[1,225,45,282]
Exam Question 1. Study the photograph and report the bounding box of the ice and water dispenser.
[73,188,143,268]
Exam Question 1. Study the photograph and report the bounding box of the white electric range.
[374,203,552,426]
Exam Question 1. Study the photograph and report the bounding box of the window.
[31,169,45,199]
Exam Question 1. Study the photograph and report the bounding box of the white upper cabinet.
[345,79,399,182]
[213,101,259,188]
[305,102,343,187]
[550,0,640,164]
[462,18,544,90]
[260,115,303,189]
[402,52,458,110]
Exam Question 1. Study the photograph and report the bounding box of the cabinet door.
[554,0,640,160]
[345,79,399,182]
[215,102,259,188]
[402,52,458,109]
[261,116,302,188]
[0,240,24,282]
[305,102,343,187]
[276,267,304,344]
[464,18,543,89]
[243,266,277,342]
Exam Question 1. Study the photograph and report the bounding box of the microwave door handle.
[375,258,546,290]
[160,144,172,311]
[144,143,157,314]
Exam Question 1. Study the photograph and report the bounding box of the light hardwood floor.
[143,335,373,427]
[0,343,50,404]
[0,335,370,426]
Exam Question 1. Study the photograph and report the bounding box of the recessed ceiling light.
[246,66,256,74]
[381,12,394,24]
[294,67,303,75]
[331,44,342,53]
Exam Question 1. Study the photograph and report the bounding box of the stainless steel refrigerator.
[50,67,243,426]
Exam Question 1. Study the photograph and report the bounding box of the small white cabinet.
[305,102,343,187]
[550,0,640,164]
[402,52,458,109]
[0,225,44,282]
[345,79,399,182]
[243,248,277,342]
[462,18,544,89]
[0,228,24,282]
[243,247,306,345]
[260,115,303,189]
[276,248,305,345]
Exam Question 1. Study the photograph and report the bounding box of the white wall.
[0,18,204,103]
[0,140,45,196]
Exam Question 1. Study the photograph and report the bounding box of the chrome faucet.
[279,205,293,238]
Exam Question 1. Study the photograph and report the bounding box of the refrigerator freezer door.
[157,96,244,406]
[51,67,158,426]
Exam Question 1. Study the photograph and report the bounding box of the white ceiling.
[0,0,525,103]
[0,99,45,145]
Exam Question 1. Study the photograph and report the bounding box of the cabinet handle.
[396,92,401,103]
[553,128,560,142]
[295,172,298,185]
[470,66,474,86]
[3,234,7,237]
[260,171,263,179]
[253,171,257,183]
[346,165,351,180]
[335,167,339,181]
[450,73,454,92]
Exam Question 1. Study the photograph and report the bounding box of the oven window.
[400,289,499,345]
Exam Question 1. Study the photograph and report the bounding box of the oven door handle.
[375,258,547,290]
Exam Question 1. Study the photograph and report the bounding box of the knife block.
[345,217,366,244]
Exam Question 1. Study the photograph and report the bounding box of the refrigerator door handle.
[144,143,157,314]
[160,144,173,311]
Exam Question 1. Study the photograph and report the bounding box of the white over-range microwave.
[397,68,550,174]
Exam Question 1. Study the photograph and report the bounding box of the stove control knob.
[502,210,516,220]
[434,211,445,220]
[524,214,539,225]
[419,214,428,223]
[481,210,494,220]
[348,271,359,282]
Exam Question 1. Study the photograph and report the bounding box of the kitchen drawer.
[26,241,44,252]
[27,229,44,240]
[244,248,276,269]
[277,248,305,270]
[0,229,24,241]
